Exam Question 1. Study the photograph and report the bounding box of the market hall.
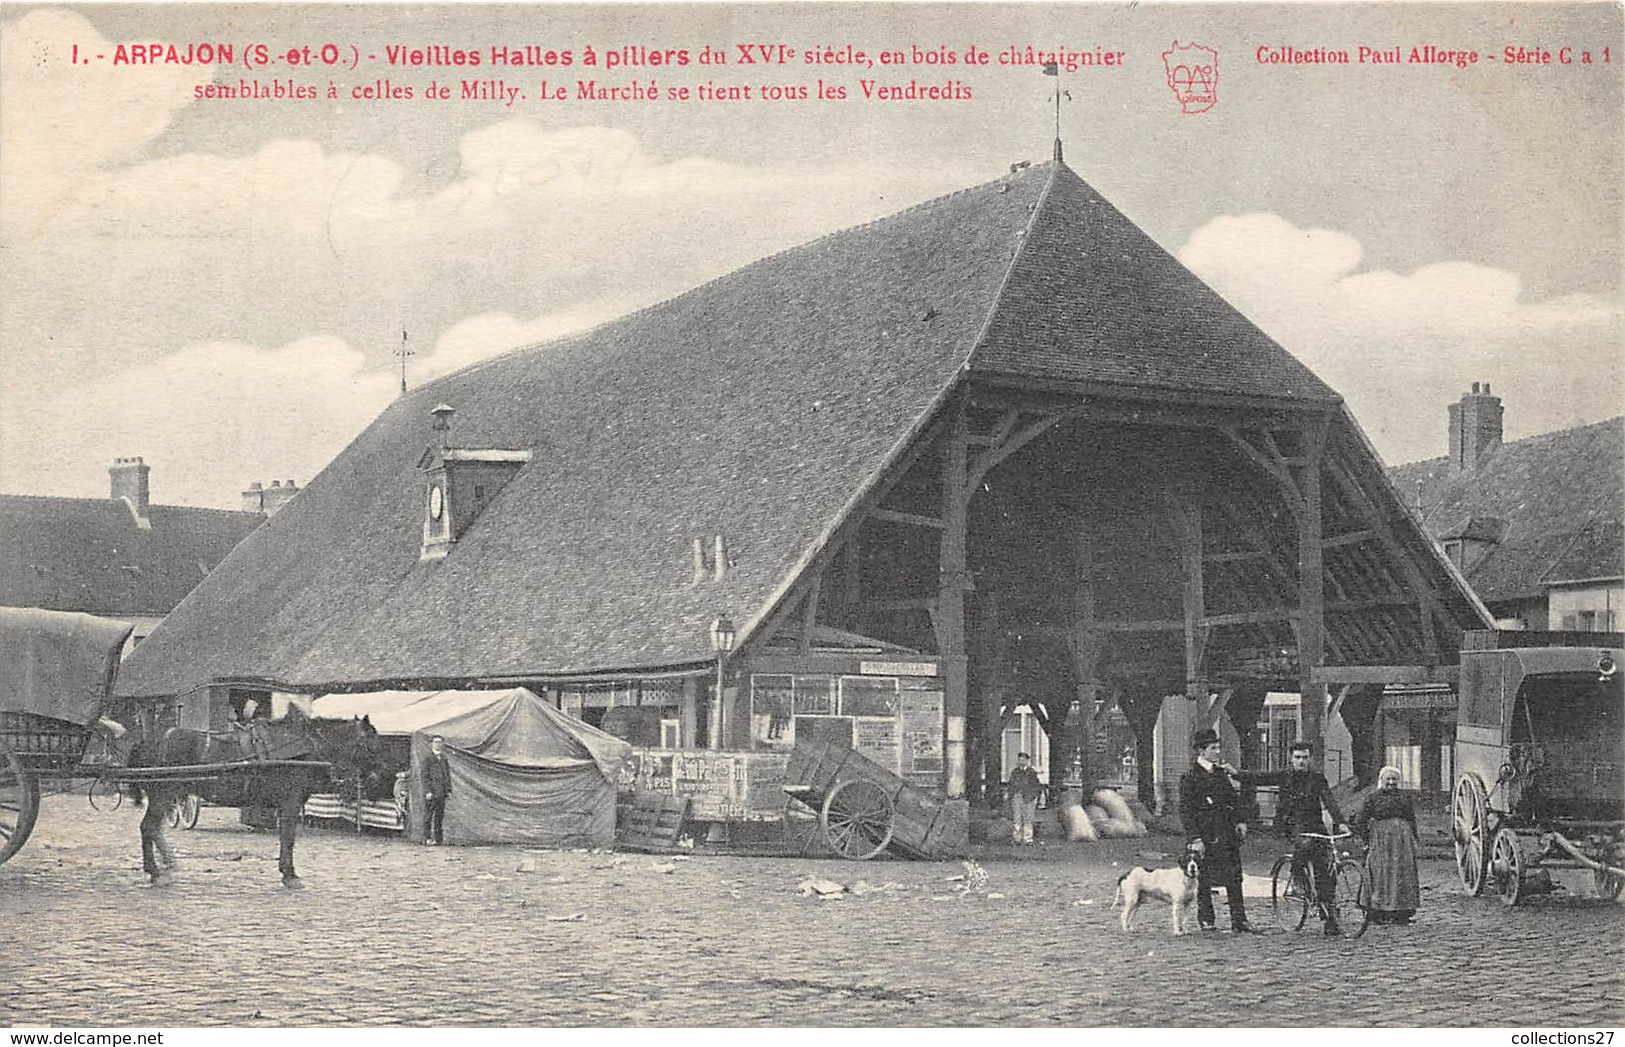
[112,159,1490,840]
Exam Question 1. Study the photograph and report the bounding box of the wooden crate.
[617,790,691,852]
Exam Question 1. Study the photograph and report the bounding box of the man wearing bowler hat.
[1180,726,1257,932]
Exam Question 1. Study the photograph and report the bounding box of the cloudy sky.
[1,2,1620,508]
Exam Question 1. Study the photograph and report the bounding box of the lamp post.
[708,614,736,750]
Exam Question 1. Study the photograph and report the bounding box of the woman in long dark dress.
[1355,765,1421,924]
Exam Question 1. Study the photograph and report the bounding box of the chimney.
[109,457,151,517]
[1447,382,1503,473]
[241,478,301,516]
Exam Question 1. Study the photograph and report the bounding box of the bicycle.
[164,792,202,830]
[84,730,124,811]
[87,775,123,811]
[1270,831,1370,938]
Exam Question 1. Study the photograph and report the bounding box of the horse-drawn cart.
[0,607,135,865]
[2,607,355,884]
[783,737,965,860]
[1451,638,1625,905]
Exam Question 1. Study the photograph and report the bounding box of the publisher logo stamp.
[1163,40,1218,113]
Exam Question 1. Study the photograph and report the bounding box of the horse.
[126,707,382,888]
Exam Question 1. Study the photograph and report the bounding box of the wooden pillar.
[975,591,1006,803]
[936,408,970,798]
[680,676,698,749]
[1176,502,1208,705]
[1298,425,1329,772]
[1071,525,1104,779]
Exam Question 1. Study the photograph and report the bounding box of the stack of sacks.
[1061,795,1097,841]
[1086,789,1148,838]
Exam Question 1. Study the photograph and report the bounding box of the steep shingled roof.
[0,495,263,616]
[1389,417,1625,602]
[974,170,1337,402]
[115,163,1403,698]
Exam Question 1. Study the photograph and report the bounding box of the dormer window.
[416,405,531,561]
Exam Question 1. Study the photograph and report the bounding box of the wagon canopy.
[0,607,133,726]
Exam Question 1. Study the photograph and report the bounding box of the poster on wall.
[853,716,899,772]
[901,690,945,778]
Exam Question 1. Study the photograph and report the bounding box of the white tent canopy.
[310,689,515,736]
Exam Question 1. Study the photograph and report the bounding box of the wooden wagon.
[782,737,965,860]
[0,607,330,868]
[1451,639,1625,905]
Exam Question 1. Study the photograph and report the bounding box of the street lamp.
[708,614,736,750]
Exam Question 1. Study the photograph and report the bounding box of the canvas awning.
[311,689,513,737]
[0,607,133,726]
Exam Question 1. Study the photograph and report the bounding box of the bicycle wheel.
[1337,859,1371,938]
[165,796,183,828]
[1271,854,1308,932]
[88,777,122,812]
[179,793,201,829]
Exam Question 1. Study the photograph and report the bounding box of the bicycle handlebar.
[1298,831,1353,840]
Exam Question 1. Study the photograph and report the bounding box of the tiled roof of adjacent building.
[1389,416,1625,602]
[0,494,264,616]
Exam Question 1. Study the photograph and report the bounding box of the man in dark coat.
[1180,727,1257,932]
[423,735,452,845]
[1006,752,1043,845]
[1241,740,1350,935]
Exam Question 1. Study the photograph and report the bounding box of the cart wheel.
[1593,868,1624,901]
[165,796,183,829]
[1270,854,1309,932]
[179,793,201,830]
[0,738,41,867]
[820,779,895,860]
[1452,772,1490,897]
[1336,858,1371,939]
[1490,827,1526,906]
[88,776,122,812]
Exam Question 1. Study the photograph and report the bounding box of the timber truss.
[752,379,1487,792]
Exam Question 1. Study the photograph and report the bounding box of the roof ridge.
[0,491,260,517]
[964,162,1062,362]
[415,164,1054,392]
[1393,414,1625,469]
[0,492,110,506]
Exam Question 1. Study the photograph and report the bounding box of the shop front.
[613,651,945,841]
[1378,684,1457,794]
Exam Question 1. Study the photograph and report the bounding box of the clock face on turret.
[429,483,444,522]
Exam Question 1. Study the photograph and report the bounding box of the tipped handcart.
[782,736,965,860]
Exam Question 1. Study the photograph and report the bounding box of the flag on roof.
[1042,61,1058,75]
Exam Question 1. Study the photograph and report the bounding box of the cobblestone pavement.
[3,794,1622,1028]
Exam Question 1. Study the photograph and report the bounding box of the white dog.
[1114,848,1203,935]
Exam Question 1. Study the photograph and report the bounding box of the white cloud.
[420,300,641,382]
[0,335,390,507]
[2,83,975,507]
[0,298,638,508]
[1178,213,1623,463]
[0,17,972,507]
[0,9,196,238]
